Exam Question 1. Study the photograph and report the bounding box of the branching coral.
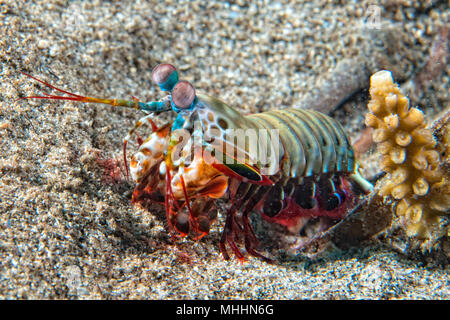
[365,70,449,242]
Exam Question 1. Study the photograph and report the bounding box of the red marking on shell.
[172,81,196,109]
[151,64,176,85]
[256,178,355,229]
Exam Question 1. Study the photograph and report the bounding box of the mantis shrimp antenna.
[16,72,171,113]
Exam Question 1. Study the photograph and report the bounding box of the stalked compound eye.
[151,64,179,91]
[172,80,196,109]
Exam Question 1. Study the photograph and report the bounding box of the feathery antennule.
[16,72,145,110]
[17,72,84,99]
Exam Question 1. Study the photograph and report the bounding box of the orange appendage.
[171,155,229,200]
[131,151,226,239]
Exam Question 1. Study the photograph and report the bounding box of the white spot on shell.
[130,132,168,182]
[159,161,166,176]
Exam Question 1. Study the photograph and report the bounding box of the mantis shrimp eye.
[172,80,196,109]
[151,63,179,91]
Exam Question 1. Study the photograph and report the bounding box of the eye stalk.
[171,80,196,110]
[151,63,197,112]
[151,64,179,91]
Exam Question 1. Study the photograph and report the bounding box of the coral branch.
[365,70,449,243]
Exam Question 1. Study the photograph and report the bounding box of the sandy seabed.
[0,1,448,299]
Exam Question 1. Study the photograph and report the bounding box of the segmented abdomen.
[245,108,355,180]
[235,108,368,224]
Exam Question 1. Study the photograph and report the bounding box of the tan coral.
[365,70,449,242]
